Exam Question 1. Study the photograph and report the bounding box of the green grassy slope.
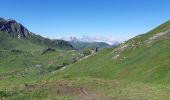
[1,21,170,100]
[28,33,74,50]
[0,49,81,88]
[0,31,74,50]
[0,17,74,50]
[0,31,46,50]
[60,21,170,84]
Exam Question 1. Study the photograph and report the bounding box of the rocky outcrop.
[0,17,30,38]
[0,17,74,50]
[147,30,170,44]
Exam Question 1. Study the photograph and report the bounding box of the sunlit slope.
[62,21,170,83]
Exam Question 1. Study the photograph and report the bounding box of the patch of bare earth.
[23,80,104,100]
[56,86,102,100]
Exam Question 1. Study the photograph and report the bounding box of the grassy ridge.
[60,21,170,84]
[0,31,46,50]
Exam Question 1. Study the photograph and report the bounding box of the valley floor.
[0,48,170,100]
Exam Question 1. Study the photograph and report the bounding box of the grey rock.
[0,18,30,38]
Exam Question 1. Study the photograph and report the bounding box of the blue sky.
[0,0,170,41]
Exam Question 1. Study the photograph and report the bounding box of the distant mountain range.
[0,17,120,50]
[62,36,121,50]
[68,41,111,50]
[0,17,73,50]
[62,36,122,45]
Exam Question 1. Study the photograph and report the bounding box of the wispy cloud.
[61,35,125,45]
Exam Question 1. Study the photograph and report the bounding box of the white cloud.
[61,35,125,45]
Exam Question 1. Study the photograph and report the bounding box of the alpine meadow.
[0,0,170,100]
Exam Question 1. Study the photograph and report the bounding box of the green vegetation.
[0,31,45,50]
[0,21,170,99]
[28,33,74,50]
[61,21,170,84]
[0,77,170,100]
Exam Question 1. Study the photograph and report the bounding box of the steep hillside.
[61,21,170,84]
[0,31,45,50]
[0,18,73,50]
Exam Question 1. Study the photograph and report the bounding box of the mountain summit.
[0,18,73,50]
[0,17,30,38]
